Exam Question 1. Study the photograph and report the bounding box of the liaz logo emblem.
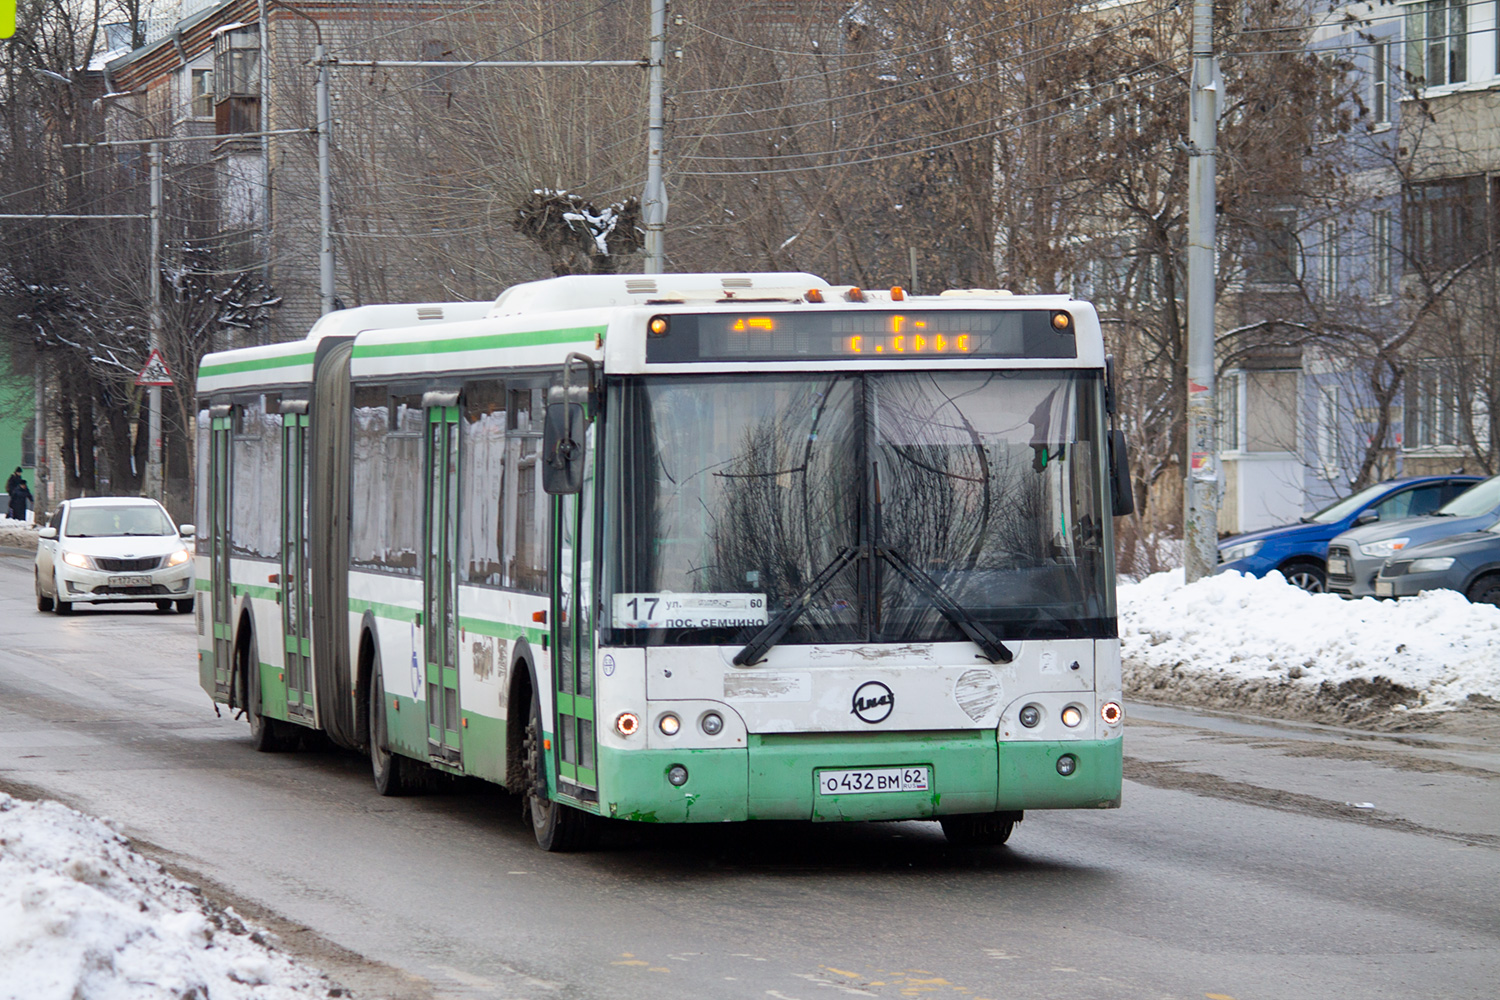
[851,681,894,724]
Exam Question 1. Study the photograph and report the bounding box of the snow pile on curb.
[1120,570,1500,723]
[0,515,39,551]
[0,794,343,1000]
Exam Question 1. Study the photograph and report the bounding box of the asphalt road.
[1,550,1497,1000]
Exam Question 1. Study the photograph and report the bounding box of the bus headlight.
[615,712,640,737]
[1018,704,1042,728]
[667,764,689,786]
[1056,754,1077,776]
[658,713,680,736]
[1061,706,1083,728]
[700,712,724,736]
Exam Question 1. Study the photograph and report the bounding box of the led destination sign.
[644,310,1077,363]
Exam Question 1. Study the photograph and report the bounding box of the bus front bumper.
[594,733,1122,823]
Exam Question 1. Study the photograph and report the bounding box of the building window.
[1405,175,1483,271]
[21,420,35,467]
[1405,0,1466,89]
[1372,209,1393,299]
[1319,220,1340,299]
[1247,209,1300,285]
[1404,362,1461,449]
[191,68,214,118]
[1220,370,1299,453]
[1317,385,1340,479]
[1220,373,1241,453]
[1371,41,1391,124]
[214,25,260,99]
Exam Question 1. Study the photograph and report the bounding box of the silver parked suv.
[1327,474,1500,598]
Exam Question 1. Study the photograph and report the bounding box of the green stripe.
[232,582,279,601]
[352,325,604,360]
[199,351,316,378]
[458,615,546,645]
[350,597,420,624]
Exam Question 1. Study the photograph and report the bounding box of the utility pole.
[642,0,668,272]
[316,38,333,314]
[147,142,164,502]
[1184,0,1219,582]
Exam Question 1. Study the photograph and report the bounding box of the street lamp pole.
[147,141,164,502]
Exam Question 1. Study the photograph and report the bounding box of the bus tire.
[369,659,415,796]
[523,683,595,852]
[940,811,1021,847]
[244,631,290,753]
[36,571,53,612]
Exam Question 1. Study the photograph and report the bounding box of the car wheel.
[155,599,173,612]
[53,575,73,615]
[522,681,596,852]
[176,598,194,614]
[1465,573,1500,608]
[1281,561,1327,594]
[35,571,53,613]
[940,811,1021,847]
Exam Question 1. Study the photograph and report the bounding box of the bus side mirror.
[543,401,587,495]
[1109,429,1134,517]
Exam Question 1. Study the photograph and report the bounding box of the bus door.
[423,404,462,766]
[280,410,313,720]
[550,426,597,797]
[209,408,234,701]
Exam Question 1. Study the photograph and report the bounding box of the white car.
[34,497,196,615]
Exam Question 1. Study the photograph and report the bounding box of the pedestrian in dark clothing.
[5,467,22,494]
[7,476,32,522]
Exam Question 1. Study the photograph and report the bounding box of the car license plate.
[109,575,151,587]
[1375,580,1394,597]
[817,766,930,795]
[1328,558,1348,575]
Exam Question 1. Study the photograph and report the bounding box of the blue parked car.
[1215,475,1481,593]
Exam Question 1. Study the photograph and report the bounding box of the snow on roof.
[487,272,830,318]
[0,793,342,999]
[1121,569,1500,715]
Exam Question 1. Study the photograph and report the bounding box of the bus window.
[461,381,506,586]
[230,396,281,559]
[350,389,423,575]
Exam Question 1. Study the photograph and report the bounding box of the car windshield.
[1306,481,1403,524]
[602,370,1114,648]
[1438,476,1500,517]
[65,505,173,538]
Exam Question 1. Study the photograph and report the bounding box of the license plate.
[1328,558,1348,575]
[1376,580,1394,597]
[817,766,930,795]
[109,575,151,587]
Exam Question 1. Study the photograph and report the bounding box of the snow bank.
[1120,570,1500,722]
[0,515,39,551]
[0,794,341,1000]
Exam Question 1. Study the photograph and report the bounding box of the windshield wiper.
[877,546,1013,664]
[733,546,860,666]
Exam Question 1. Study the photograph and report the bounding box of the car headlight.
[1219,540,1264,562]
[1407,556,1455,574]
[1359,537,1410,558]
[165,549,191,567]
[62,551,93,569]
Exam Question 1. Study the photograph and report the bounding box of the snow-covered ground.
[1121,569,1500,723]
[0,513,40,551]
[0,794,344,1000]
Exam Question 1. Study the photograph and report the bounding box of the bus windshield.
[602,371,1113,648]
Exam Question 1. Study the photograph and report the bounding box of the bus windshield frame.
[600,369,1115,650]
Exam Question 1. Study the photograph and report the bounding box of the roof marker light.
[891,286,906,301]
[845,287,865,302]
[806,288,824,303]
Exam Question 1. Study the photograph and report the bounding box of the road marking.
[1206,994,1238,999]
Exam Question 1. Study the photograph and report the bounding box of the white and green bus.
[194,273,1133,850]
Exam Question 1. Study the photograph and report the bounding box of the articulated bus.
[194,273,1134,850]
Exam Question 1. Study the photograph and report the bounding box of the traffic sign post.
[136,348,174,387]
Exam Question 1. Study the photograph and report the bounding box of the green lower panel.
[996,738,1122,810]
[597,745,750,823]
[258,660,288,720]
[386,694,428,758]
[458,712,508,785]
[751,730,999,822]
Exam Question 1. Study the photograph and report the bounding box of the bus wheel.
[244,633,290,752]
[522,685,595,852]
[940,811,1020,847]
[369,663,414,796]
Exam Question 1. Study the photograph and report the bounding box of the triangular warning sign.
[136,348,174,387]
